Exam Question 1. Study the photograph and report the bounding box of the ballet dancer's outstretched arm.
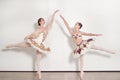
[60,15,73,34]
[46,10,59,31]
[80,31,102,36]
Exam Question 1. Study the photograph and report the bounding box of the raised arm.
[80,31,102,36]
[60,15,73,34]
[47,10,59,30]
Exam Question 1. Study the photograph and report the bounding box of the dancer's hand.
[60,15,63,18]
[60,15,65,20]
[24,36,29,40]
[59,15,65,21]
[24,35,32,40]
[54,10,59,14]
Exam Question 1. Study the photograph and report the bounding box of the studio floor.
[0,71,120,80]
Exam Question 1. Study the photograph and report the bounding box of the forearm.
[87,33,102,36]
[88,33,96,36]
[61,17,69,28]
[60,15,73,34]
[48,10,59,30]
[48,14,55,28]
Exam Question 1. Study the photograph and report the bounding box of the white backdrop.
[0,0,120,71]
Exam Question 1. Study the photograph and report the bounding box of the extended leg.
[80,55,84,80]
[6,42,31,48]
[91,45,115,54]
[36,50,42,80]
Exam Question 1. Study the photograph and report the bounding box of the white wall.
[0,0,120,71]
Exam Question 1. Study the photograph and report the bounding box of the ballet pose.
[60,15,115,80]
[6,10,59,80]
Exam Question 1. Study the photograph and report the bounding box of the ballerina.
[59,14,115,80]
[6,10,59,80]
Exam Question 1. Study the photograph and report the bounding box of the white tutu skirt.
[73,38,95,58]
[26,33,50,54]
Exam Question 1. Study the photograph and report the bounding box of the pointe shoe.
[6,45,14,48]
[106,50,116,54]
[80,72,84,80]
[37,72,42,80]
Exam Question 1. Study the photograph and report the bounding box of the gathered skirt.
[26,32,50,54]
[73,38,95,58]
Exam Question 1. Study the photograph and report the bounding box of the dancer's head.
[38,18,45,26]
[74,22,82,30]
